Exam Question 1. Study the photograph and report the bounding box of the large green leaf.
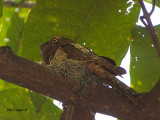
[21,0,140,65]
[0,88,62,120]
[130,26,160,92]
[0,0,2,17]
[29,91,48,113]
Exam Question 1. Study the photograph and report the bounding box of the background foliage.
[0,0,160,119]
[0,0,2,17]
[130,25,160,92]
[21,0,139,64]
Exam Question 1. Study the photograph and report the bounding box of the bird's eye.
[51,38,57,43]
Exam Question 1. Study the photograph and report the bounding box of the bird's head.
[40,36,75,64]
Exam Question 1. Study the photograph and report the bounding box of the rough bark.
[0,46,160,119]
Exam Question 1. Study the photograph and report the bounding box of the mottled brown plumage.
[41,37,145,109]
[40,36,126,77]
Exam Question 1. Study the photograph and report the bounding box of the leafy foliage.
[0,88,61,120]
[29,91,48,113]
[21,0,140,65]
[0,0,2,17]
[0,7,24,53]
[130,25,160,92]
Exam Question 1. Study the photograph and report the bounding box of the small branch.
[3,0,35,8]
[149,0,155,16]
[138,0,160,59]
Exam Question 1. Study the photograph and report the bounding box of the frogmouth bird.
[40,36,145,110]
[40,36,126,78]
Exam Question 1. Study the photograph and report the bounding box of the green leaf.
[0,88,62,120]
[37,99,62,120]
[0,7,25,53]
[0,79,21,91]
[130,25,160,92]
[0,88,35,120]
[29,91,48,113]
[21,0,140,65]
[0,0,2,17]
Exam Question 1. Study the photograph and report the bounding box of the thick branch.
[4,0,35,8]
[139,0,160,59]
[0,46,159,119]
[149,79,160,100]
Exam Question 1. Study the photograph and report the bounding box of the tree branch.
[3,0,35,8]
[138,0,160,59]
[0,46,159,119]
[149,78,160,100]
